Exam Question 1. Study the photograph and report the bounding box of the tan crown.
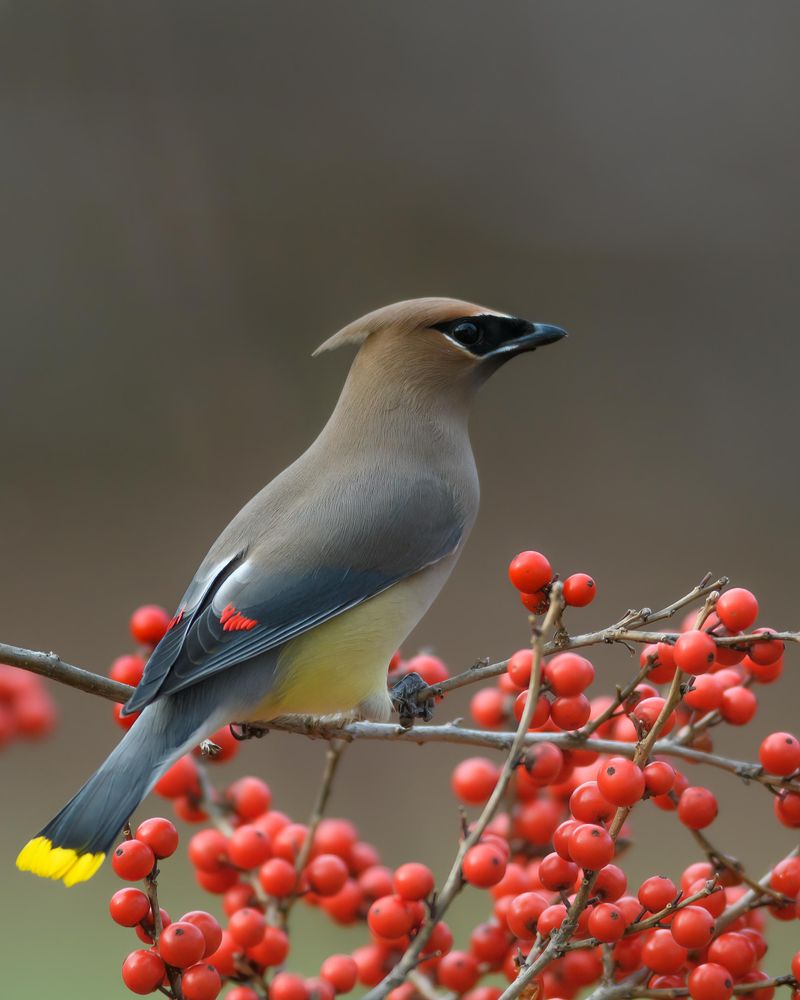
[313,297,495,356]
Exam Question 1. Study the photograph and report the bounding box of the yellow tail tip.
[16,837,105,886]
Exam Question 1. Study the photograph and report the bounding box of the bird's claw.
[390,671,434,728]
[229,722,270,742]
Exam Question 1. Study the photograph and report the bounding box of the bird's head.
[314,298,566,395]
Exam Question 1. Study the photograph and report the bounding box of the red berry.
[747,629,784,665]
[320,954,358,994]
[469,922,509,964]
[367,895,414,939]
[550,693,591,730]
[438,951,479,992]
[708,932,757,976]
[641,643,678,684]
[181,962,222,1000]
[273,823,308,862]
[226,776,272,819]
[110,654,146,686]
[247,925,289,967]
[759,732,800,775]
[770,857,800,895]
[180,911,222,958]
[228,990,260,1000]
[228,824,272,869]
[194,866,237,893]
[546,653,595,696]
[110,887,151,927]
[638,876,677,912]
[520,742,564,786]
[205,930,238,977]
[159,920,206,968]
[130,605,171,646]
[641,929,688,974]
[155,755,201,799]
[537,903,567,937]
[462,843,507,888]
[674,630,717,675]
[507,892,548,939]
[228,906,266,948]
[719,686,757,725]
[643,761,675,796]
[519,582,551,610]
[562,573,596,607]
[678,787,718,829]
[112,839,155,881]
[135,907,171,945]
[539,852,579,891]
[715,589,758,631]
[588,902,626,942]
[507,650,533,689]
[775,791,800,827]
[307,977,335,1000]
[307,854,349,896]
[258,858,297,897]
[597,757,645,806]
[122,949,166,995]
[508,551,552,593]
[568,824,615,870]
[470,688,508,728]
[513,690,551,729]
[594,864,627,901]
[135,817,179,860]
[347,840,379,874]
[688,963,733,1000]
[451,757,500,804]
[743,653,783,683]
[404,654,449,685]
[515,798,562,845]
[670,905,715,948]
[631,697,675,735]
[683,675,723,712]
[736,971,775,1000]
[188,829,229,872]
[358,865,393,901]
[271,973,309,1000]
[570,781,616,824]
[393,862,435,900]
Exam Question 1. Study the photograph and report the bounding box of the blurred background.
[1,2,799,996]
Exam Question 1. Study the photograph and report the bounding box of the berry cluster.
[0,663,57,748]
[36,557,800,1000]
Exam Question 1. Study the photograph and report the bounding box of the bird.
[16,297,566,886]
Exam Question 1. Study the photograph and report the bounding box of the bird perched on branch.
[17,297,566,885]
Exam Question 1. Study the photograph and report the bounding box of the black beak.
[490,321,568,358]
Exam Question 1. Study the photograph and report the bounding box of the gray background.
[1,3,798,997]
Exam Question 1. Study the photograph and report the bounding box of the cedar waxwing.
[17,297,566,886]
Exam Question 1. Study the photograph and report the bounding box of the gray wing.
[123,470,465,714]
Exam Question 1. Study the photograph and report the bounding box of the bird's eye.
[452,321,481,346]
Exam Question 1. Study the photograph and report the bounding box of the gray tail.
[37,699,206,857]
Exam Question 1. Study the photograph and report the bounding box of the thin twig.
[278,740,347,928]
[716,845,800,932]
[145,865,184,1000]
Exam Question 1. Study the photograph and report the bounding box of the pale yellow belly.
[247,557,455,722]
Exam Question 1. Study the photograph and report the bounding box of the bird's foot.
[390,671,434,728]
[229,722,270,742]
